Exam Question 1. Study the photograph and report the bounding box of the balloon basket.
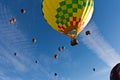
[70,39,78,46]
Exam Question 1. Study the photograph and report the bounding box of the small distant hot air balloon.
[61,46,65,50]
[14,52,17,56]
[85,30,91,35]
[54,73,57,76]
[58,47,62,51]
[93,68,95,71]
[54,54,58,59]
[110,63,120,80]
[9,18,16,24]
[21,8,26,14]
[35,60,38,64]
[42,0,94,46]
[58,46,65,51]
[32,38,36,43]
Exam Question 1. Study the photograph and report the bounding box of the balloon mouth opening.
[66,29,77,39]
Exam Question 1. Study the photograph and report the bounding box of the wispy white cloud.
[61,77,71,80]
[80,22,120,68]
[0,3,54,80]
[0,3,29,72]
[0,71,23,80]
[95,67,110,76]
[85,67,110,80]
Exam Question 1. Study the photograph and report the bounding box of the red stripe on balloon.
[76,22,78,26]
[58,25,65,30]
[73,17,76,21]
[58,30,64,32]
[70,21,73,26]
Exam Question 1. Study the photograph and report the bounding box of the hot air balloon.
[110,63,120,80]
[93,68,95,71]
[54,73,57,76]
[9,18,16,24]
[58,46,65,51]
[61,46,65,50]
[42,0,94,46]
[35,60,38,64]
[32,38,37,43]
[85,30,91,35]
[21,8,26,14]
[58,47,62,51]
[54,54,58,59]
[14,52,17,56]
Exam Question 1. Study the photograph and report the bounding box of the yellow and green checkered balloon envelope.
[42,0,94,39]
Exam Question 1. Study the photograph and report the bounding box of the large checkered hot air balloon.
[42,0,94,46]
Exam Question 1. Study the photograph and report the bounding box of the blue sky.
[0,0,120,80]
